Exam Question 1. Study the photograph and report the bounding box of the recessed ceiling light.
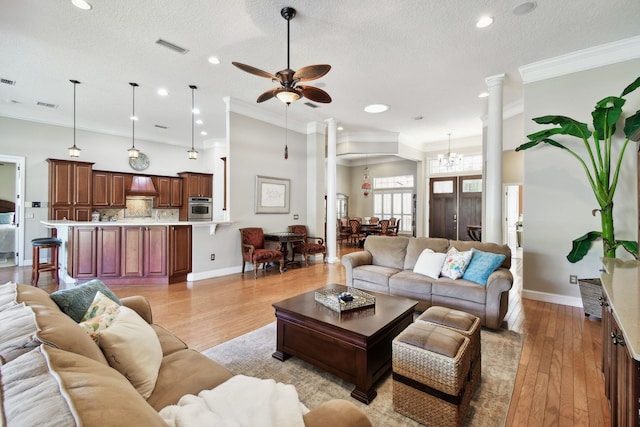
[478,92,489,98]
[157,88,168,96]
[195,119,203,125]
[71,0,92,10]
[513,1,537,15]
[364,104,389,114]
[476,16,494,28]
[200,131,208,136]
[208,56,221,65]
[337,126,344,131]
[192,108,200,115]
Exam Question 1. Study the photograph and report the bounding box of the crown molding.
[520,36,640,84]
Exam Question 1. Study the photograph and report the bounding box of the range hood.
[126,176,158,196]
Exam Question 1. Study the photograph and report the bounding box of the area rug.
[203,322,523,426]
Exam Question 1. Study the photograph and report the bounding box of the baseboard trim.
[188,266,243,282]
[521,289,583,308]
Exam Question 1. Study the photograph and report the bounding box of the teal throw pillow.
[462,249,506,286]
[50,279,122,323]
[0,212,13,224]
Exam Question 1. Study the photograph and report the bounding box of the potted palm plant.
[516,76,640,316]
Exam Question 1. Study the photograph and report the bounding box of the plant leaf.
[532,115,591,139]
[624,109,640,140]
[621,76,640,97]
[567,231,602,263]
[592,96,624,140]
[618,240,639,259]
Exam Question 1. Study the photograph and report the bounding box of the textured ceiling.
[1,0,640,155]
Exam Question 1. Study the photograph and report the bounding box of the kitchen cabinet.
[154,176,183,208]
[48,159,94,221]
[179,172,212,198]
[68,226,97,278]
[92,171,126,208]
[168,225,191,282]
[97,226,121,277]
[64,223,192,284]
[121,226,167,278]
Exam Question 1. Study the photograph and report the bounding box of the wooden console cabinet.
[601,261,640,427]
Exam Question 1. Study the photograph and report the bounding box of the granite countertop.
[601,258,640,361]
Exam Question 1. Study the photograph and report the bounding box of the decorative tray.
[314,286,375,313]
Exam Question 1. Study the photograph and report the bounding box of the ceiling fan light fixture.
[276,89,301,104]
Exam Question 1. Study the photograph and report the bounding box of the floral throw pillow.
[78,291,120,343]
[440,247,473,279]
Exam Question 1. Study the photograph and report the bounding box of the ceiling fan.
[232,7,332,105]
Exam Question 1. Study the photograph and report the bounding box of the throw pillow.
[440,247,473,280]
[98,306,163,399]
[50,279,122,323]
[462,249,507,285]
[78,291,121,343]
[413,249,447,278]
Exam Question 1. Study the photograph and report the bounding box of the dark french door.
[429,175,482,240]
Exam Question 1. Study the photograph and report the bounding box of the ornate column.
[326,118,339,263]
[484,73,505,244]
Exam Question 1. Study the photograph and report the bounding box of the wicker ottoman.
[416,306,481,393]
[392,322,472,427]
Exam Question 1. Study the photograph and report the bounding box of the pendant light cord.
[72,81,77,147]
[191,87,195,150]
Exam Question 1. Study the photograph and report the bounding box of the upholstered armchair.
[288,225,326,266]
[239,227,284,279]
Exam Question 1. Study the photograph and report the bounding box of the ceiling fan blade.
[232,62,277,80]
[293,64,331,82]
[299,86,332,103]
[256,87,278,103]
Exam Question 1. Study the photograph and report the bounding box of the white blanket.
[159,375,309,427]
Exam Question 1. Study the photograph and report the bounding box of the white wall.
[522,59,639,300]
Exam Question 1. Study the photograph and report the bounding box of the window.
[372,175,413,234]
[428,154,483,175]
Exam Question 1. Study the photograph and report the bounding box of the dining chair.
[239,227,284,279]
[337,218,351,246]
[388,218,401,236]
[369,217,380,224]
[288,225,326,266]
[378,219,390,236]
[349,219,366,246]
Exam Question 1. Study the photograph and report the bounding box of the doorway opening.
[504,184,523,257]
[0,155,26,267]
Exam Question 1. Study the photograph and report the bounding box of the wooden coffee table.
[272,285,417,404]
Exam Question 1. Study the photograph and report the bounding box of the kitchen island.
[42,220,228,285]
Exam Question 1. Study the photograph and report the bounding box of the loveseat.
[0,281,372,427]
[341,236,513,329]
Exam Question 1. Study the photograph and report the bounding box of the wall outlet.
[569,274,578,284]
[293,214,299,220]
[210,254,215,261]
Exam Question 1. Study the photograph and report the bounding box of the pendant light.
[438,133,463,168]
[361,155,371,197]
[68,79,81,158]
[128,82,140,159]
[187,85,198,160]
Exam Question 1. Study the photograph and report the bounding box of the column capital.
[485,73,506,87]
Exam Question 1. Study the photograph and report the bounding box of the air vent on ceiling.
[36,101,58,109]
[1,78,16,86]
[154,124,168,129]
[304,102,319,108]
[155,38,189,55]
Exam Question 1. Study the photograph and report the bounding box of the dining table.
[264,232,305,269]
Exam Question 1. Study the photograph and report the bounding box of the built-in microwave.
[188,197,213,221]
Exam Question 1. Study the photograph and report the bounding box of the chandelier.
[438,133,463,168]
[361,155,371,197]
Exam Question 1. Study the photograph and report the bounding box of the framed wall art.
[255,175,290,214]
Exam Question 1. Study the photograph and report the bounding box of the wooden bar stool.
[31,237,62,286]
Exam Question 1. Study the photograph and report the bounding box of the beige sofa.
[342,236,513,329]
[0,282,371,427]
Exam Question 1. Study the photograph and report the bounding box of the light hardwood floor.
[0,246,610,426]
